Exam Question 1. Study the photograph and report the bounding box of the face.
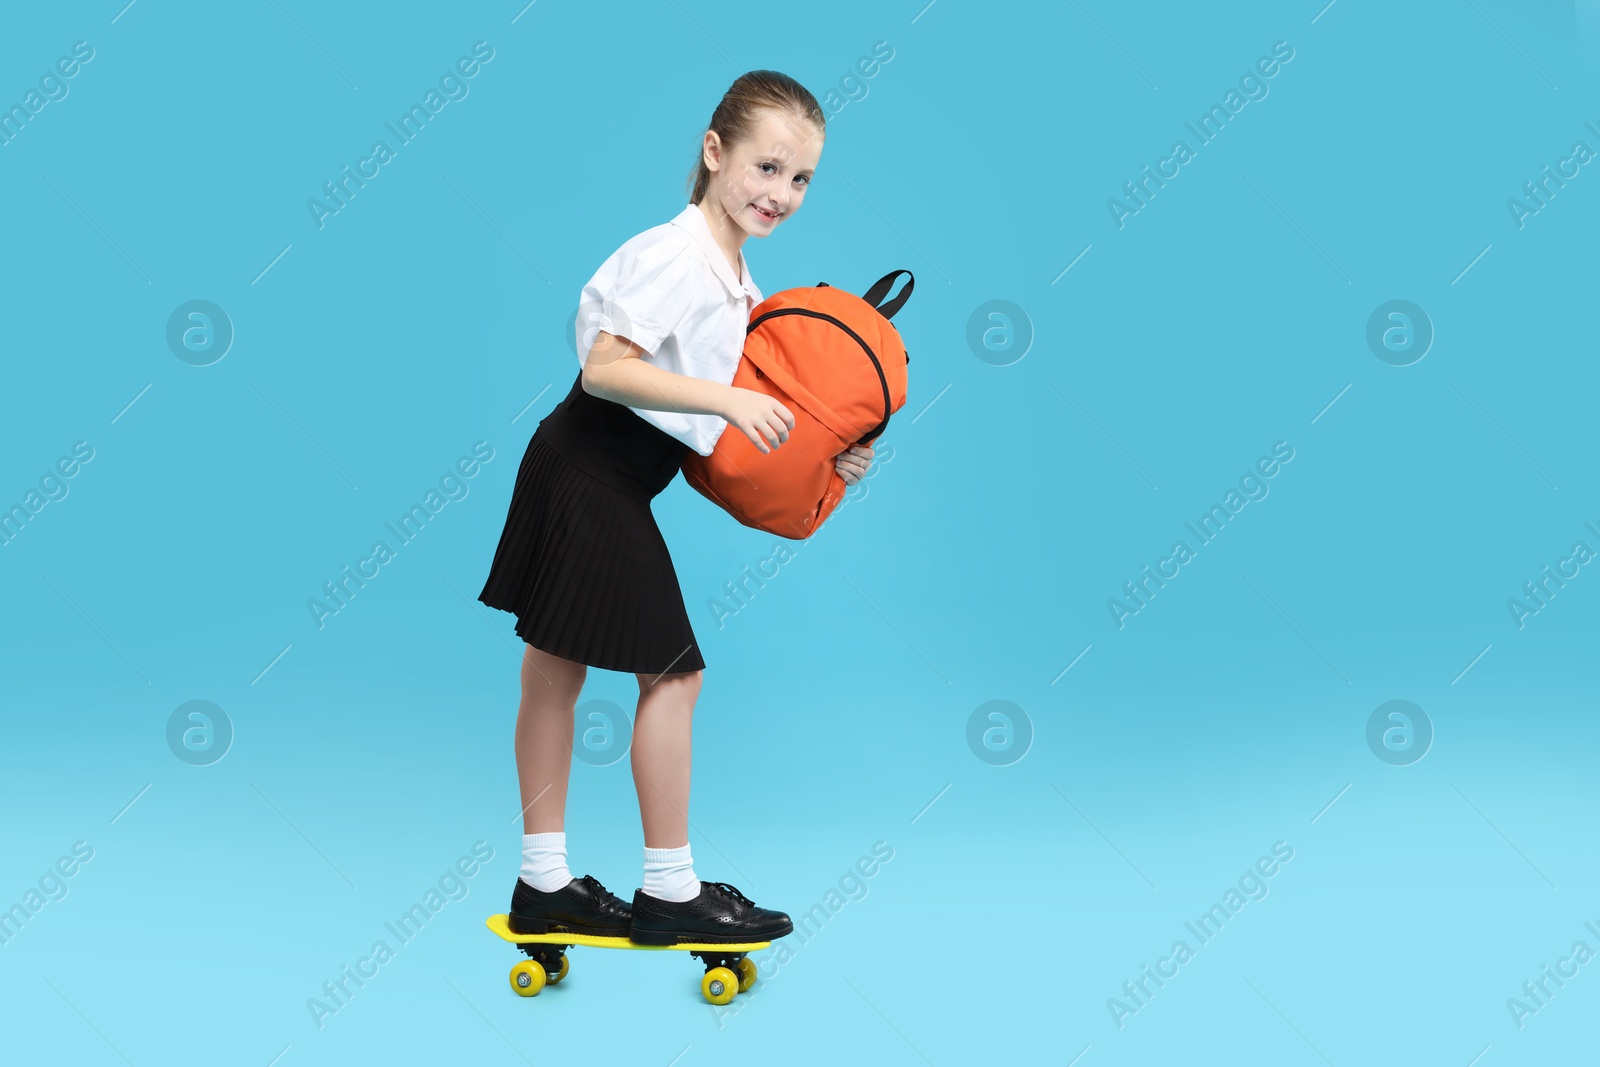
[705,108,823,236]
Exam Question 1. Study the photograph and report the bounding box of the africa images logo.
[1107,442,1295,629]
[306,41,495,230]
[1107,40,1296,229]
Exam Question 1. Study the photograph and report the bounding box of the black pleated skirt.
[477,372,706,674]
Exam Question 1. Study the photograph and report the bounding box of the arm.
[582,330,795,454]
[581,330,732,420]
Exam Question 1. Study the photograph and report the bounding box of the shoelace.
[578,874,626,909]
[705,881,754,908]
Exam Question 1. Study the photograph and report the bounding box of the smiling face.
[703,108,824,237]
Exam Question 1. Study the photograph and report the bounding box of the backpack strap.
[861,270,914,320]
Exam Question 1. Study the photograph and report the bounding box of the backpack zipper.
[745,307,892,443]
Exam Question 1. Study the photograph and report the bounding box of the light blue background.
[3,1,1598,1063]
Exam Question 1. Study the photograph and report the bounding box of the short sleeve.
[577,229,700,365]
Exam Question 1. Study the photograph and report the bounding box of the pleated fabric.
[477,374,705,675]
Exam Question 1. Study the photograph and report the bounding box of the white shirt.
[575,203,763,456]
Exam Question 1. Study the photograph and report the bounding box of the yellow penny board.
[485,913,770,952]
[487,913,770,1004]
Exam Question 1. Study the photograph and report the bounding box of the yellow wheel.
[547,954,570,984]
[510,959,547,997]
[736,957,758,993]
[701,966,738,1005]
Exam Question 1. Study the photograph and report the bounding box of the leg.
[631,668,703,848]
[516,643,586,835]
[507,645,635,935]
[624,666,795,944]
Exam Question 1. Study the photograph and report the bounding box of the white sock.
[520,832,573,892]
[642,843,700,902]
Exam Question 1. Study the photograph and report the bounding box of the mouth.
[751,204,782,223]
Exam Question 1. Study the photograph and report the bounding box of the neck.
[696,197,745,280]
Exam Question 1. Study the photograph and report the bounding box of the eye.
[758,162,777,175]
[794,174,810,186]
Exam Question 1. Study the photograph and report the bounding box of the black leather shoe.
[628,881,794,945]
[509,874,632,937]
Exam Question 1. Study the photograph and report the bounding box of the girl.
[478,70,874,944]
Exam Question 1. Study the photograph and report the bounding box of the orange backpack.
[682,270,913,539]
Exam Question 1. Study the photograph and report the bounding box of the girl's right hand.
[723,387,795,454]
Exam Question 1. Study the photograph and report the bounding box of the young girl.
[478,70,874,944]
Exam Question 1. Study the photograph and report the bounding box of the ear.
[701,130,723,175]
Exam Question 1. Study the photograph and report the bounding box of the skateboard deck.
[486,913,770,1003]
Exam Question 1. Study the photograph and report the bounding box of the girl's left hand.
[834,444,874,485]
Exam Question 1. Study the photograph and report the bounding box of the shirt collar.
[671,202,759,302]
